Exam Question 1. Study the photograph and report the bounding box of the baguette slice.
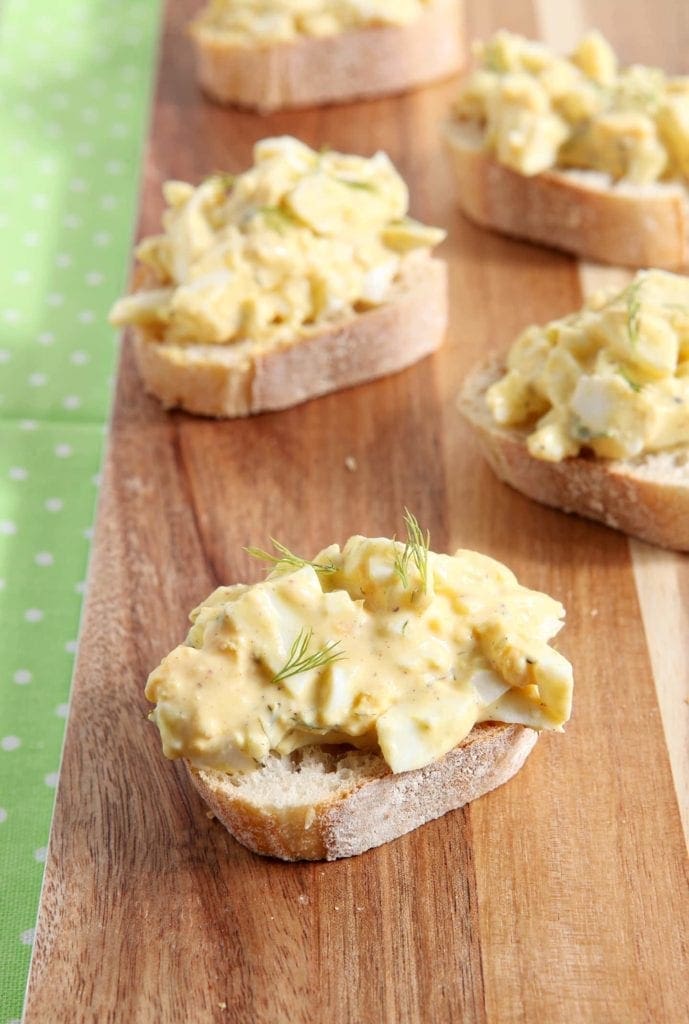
[191,0,464,112]
[460,360,689,551]
[445,121,689,270]
[133,252,447,417]
[186,722,537,861]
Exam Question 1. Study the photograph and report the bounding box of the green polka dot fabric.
[0,2,162,1019]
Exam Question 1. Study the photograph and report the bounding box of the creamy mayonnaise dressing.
[146,536,573,775]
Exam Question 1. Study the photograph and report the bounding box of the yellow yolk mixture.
[193,0,433,45]
[487,270,689,462]
[453,30,689,183]
[109,137,444,348]
[146,535,573,775]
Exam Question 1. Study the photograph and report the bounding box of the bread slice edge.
[186,722,538,861]
[460,360,689,551]
[444,120,689,269]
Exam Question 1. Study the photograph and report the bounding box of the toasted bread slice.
[460,360,689,551]
[132,252,447,417]
[190,0,464,112]
[186,722,537,861]
[444,121,689,270]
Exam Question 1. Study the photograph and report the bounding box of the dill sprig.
[392,545,409,589]
[573,421,608,441]
[272,628,345,686]
[618,366,642,393]
[393,509,431,593]
[205,171,236,190]
[626,278,643,346]
[245,538,337,575]
[337,178,376,192]
[405,509,431,591]
[255,205,297,235]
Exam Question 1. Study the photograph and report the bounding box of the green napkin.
[0,2,162,1019]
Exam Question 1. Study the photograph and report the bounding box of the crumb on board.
[344,455,357,472]
[218,1003,227,1012]
[298,893,309,905]
[590,609,599,617]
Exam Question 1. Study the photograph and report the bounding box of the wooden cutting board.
[24,1,689,1021]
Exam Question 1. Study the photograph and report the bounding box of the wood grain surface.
[24,1,689,1021]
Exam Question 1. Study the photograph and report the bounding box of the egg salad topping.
[193,0,432,45]
[109,137,444,348]
[487,270,689,462]
[146,531,573,776]
[453,30,689,183]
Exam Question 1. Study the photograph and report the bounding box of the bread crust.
[132,253,448,417]
[460,360,689,551]
[444,122,689,270]
[190,0,464,112]
[186,722,538,861]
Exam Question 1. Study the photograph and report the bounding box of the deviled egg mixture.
[453,30,689,183]
[146,532,573,776]
[193,0,433,45]
[488,270,689,462]
[109,136,444,348]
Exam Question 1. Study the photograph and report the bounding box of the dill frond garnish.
[245,539,337,575]
[573,420,608,441]
[392,509,431,593]
[206,171,235,190]
[618,366,642,392]
[337,178,376,191]
[255,205,297,234]
[626,278,643,346]
[405,509,431,591]
[272,628,345,685]
[392,544,409,589]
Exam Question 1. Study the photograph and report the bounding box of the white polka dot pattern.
[0,1,162,1019]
